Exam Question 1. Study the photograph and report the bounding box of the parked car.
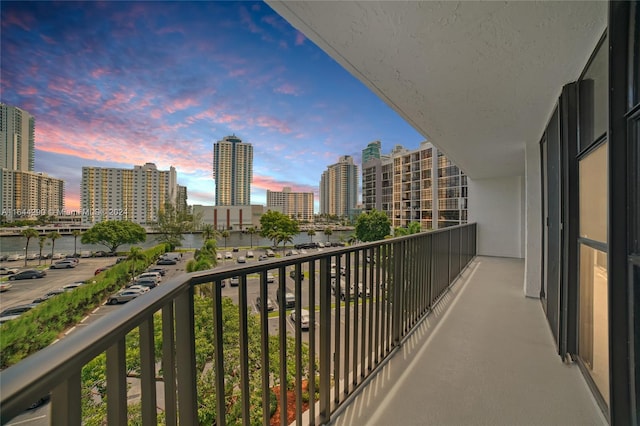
[157,258,177,265]
[8,269,46,280]
[224,252,233,259]
[136,272,162,283]
[290,309,310,329]
[62,282,86,291]
[0,282,13,292]
[161,252,182,261]
[267,272,275,283]
[277,287,295,308]
[256,296,276,312]
[358,282,372,298]
[33,289,65,303]
[258,254,269,261]
[216,253,223,260]
[232,247,239,252]
[51,260,77,269]
[51,253,65,260]
[246,251,254,258]
[127,285,150,293]
[285,250,299,256]
[0,303,38,318]
[146,267,166,276]
[135,278,158,289]
[107,290,142,304]
[80,251,93,258]
[95,266,111,275]
[266,249,275,257]
[237,256,247,264]
[26,253,39,260]
[230,276,240,287]
[6,254,24,262]
[0,266,19,275]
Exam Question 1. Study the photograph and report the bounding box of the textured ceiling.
[267,1,607,179]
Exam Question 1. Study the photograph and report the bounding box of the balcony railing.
[0,223,476,425]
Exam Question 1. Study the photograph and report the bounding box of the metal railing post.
[319,256,331,423]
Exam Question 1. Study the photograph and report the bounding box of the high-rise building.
[320,155,358,217]
[213,135,253,206]
[0,170,64,221]
[81,163,178,225]
[266,187,315,222]
[362,140,382,164]
[362,141,468,230]
[176,185,188,214]
[1,103,35,172]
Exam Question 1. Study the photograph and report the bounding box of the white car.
[0,267,19,275]
[225,252,233,259]
[216,253,223,260]
[0,282,13,292]
[136,272,162,282]
[290,309,311,330]
[246,251,254,258]
[127,285,150,293]
[51,260,77,269]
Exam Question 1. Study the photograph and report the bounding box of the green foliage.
[355,209,391,242]
[394,221,422,236]
[127,246,147,276]
[260,210,300,250]
[81,220,146,253]
[0,245,167,369]
[245,226,258,248]
[220,230,230,248]
[323,226,333,241]
[200,224,219,242]
[307,228,315,243]
[71,229,83,255]
[153,202,199,249]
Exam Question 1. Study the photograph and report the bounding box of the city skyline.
[0,1,424,212]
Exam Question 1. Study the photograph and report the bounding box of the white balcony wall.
[468,175,524,259]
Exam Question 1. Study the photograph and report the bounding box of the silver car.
[107,290,143,304]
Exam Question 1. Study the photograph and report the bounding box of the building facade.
[362,141,468,230]
[213,135,253,206]
[320,155,358,218]
[192,204,263,231]
[81,163,178,225]
[0,169,64,221]
[361,140,382,164]
[0,103,35,172]
[266,187,314,222]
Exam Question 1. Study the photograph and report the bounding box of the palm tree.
[324,226,333,243]
[38,236,46,265]
[201,224,218,242]
[246,226,257,248]
[307,229,316,243]
[47,231,61,264]
[127,246,147,277]
[21,228,39,267]
[221,230,230,248]
[71,230,83,256]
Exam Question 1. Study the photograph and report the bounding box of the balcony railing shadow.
[1,224,477,425]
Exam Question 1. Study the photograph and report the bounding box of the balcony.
[0,223,602,425]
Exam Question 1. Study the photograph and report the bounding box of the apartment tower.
[319,155,358,217]
[81,163,178,225]
[0,103,35,172]
[213,135,253,206]
[266,187,315,222]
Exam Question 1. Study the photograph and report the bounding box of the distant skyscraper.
[213,135,253,206]
[362,140,381,164]
[320,155,358,217]
[0,103,35,171]
[0,170,64,221]
[267,187,315,222]
[81,163,178,225]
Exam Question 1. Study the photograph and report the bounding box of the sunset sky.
[1,1,425,211]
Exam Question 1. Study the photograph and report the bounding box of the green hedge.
[0,245,167,369]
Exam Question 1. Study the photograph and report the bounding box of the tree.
[323,226,333,242]
[246,226,258,248]
[20,228,39,267]
[260,210,299,249]
[220,230,230,249]
[201,224,218,242]
[81,220,146,253]
[152,202,199,250]
[355,209,391,242]
[71,230,83,256]
[47,231,61,264]
[38,236,46,265]
[394,221,422,237]
[307,229,316,243]
[127,246,147,277]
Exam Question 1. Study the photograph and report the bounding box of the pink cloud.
[1,10,34,31]
[18,86,38,96]
[274,83,300,96]
[166,97,199,114]
[239,6,261,34]
[295,31,306,46]
[40,34,56,44]
[253,175,316,195]
[252,115,292,134]
[91,68,109,79]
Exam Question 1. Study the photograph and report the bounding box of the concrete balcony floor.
[330,256,607,426]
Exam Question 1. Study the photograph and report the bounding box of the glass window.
[578,244,609,405]
[579,36,609,151]
[579,142,608,243]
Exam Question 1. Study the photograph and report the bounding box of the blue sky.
[1,1,425,211]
